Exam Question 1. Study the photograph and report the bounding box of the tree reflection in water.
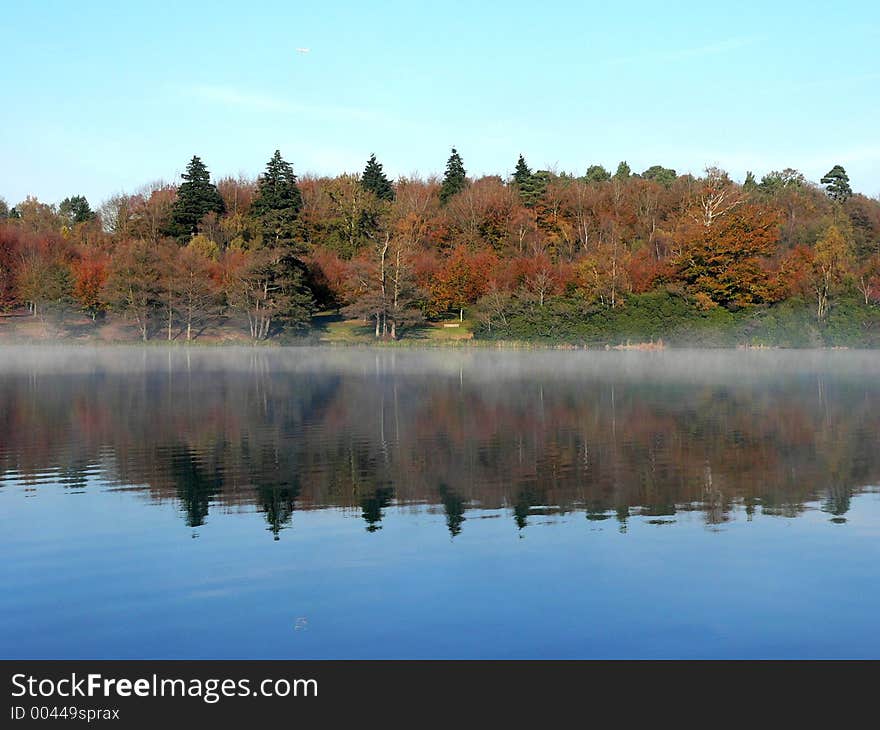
[1,348,879,537]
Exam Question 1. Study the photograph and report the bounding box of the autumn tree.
[577,239,631,308]
[99,194,134,238]
[72,250,109,320]
[672,204,781,308]
[104,239,163,340]
[361,154,395,201]
[0,225,22,308]
[692,167,742,228]
[15,237,73,320]
[439,148,467,205]
[855,253,880,305]
[429,246,490,320]
[811,222,853,319]
[166,156,225,240]
[344,232,422,339]
[473,281,512,333]
[15,196,61,234]
[175,244,220,340]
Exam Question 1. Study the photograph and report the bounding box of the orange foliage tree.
[671,204,781,308]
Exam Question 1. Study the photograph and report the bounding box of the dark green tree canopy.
[613,160,631,179]
[59,195,95,225]
[585,164,610,183]
[361,153,395,201]
[641,165,677,187]
[167,156,225,240]
[439,147,467,205]
[760,168,806,194]
[512,155,544,206]
[250,150,304,248]
[821,164,852,203]
[512,155,533,187]
[743,171,758,191]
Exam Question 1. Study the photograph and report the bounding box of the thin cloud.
[786,70,880,92]
[605,36,760,66]
[187,84,391,125]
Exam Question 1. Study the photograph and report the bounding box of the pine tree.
[512,155,543,206]
[59,195,95,225]
[585,164,610,183]
[512,155,533,188]
[743,171,758,191]
[439,147,467,205]
[250,150,304,248]
[167,156,225,240]
[613,161,631,180]
[361,154,395,201]
[821,165,852,203]
[641,165,677,187]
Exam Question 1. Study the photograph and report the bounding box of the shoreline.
[0,336,864,350]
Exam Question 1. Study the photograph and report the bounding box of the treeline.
[1,149,879,343]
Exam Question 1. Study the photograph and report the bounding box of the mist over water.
[2,346,880,658]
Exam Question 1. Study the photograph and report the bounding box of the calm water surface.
[1,346,879,659]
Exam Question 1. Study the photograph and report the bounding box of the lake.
[1,346,879,659]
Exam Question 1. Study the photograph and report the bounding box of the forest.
[1,150,879,346]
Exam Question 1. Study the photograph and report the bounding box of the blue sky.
[2,1,878,206]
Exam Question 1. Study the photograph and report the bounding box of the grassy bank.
[472,291,880,348]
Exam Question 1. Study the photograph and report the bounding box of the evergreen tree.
[743,171,758,191]
[821,164,852,203]
[585,164,610,183]
[512,155,543,206]
[613,161,631,179]
[361,153,395,201]
[250,150,304,248]
[439,147,467,205]
[59,195,95,225]
[641,165,677,187]
[167,156,225,240]
[512,154,533,187]
[760,168,806,193]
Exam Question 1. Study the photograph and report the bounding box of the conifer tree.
[59,195,96,225]
[167,156,225,240]
[361,153,395,201]
[439,147,467,205]
[585,164,610,183]
[821,165,852,203]
[613,161,631,179]
[512,155,545,207]
[512,154,533,188]
[250,150,304,248]
[641,165,677,187]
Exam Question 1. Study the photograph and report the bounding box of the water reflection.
[1,347,879,538]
